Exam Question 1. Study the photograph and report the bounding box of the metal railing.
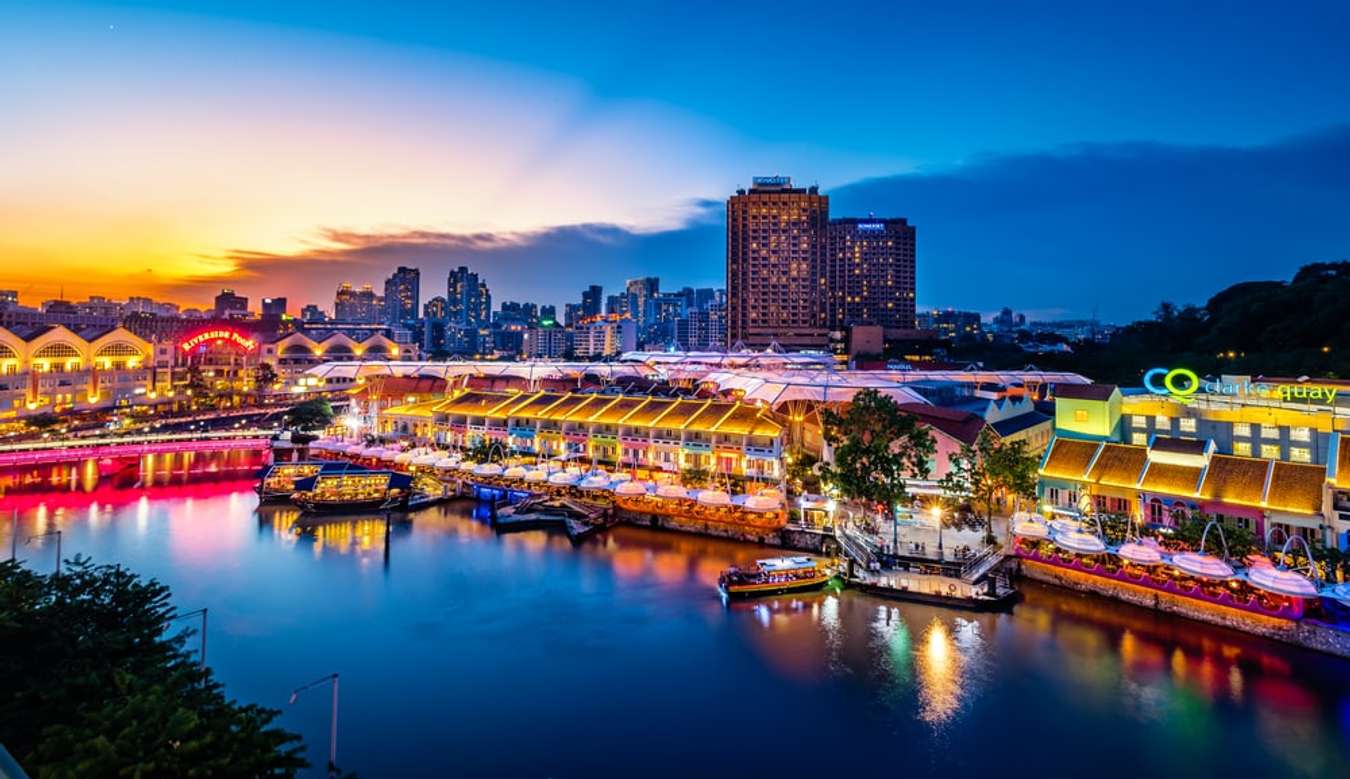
[0,429,277,453]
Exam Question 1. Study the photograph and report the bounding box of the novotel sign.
[1144,367,1339,404]
[179,328,259,353]
[752,176,791,187]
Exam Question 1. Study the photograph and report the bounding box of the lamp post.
[289,673,340,778]
[930,506,944,561]
[171,608,209,670]
[26,530,62,576]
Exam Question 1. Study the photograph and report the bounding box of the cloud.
[166,201,727,310]
[830,125,1350,321]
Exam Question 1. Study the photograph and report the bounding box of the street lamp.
[289,673,340,778]
[930,506,944,561]
[26,530,62,576]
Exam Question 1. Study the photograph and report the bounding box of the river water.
[3,452,1350,778]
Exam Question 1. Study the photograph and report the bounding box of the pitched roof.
[1265,462,1326,515]
[1150,436,1208,456]
[1140,462,1204,494]
[899,403,987,446]
[1197,455,1269,506]
[990,411,1051,438]
[351,376,447,399]
[436,390,520,416]
[1053,383,1119,401]
[1087,444,1148,487]
[1040,438,1101,480]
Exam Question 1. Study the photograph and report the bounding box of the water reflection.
[1,457,1348,778]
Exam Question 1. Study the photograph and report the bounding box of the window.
[1178,417,1197,433]
[1131,432,1148,445]
[1132,415,1147,429]
[1074,409,1089,423]
[1260,443,1282,459]
[1233,423,1252,437]
[1290,426,1312,442]
[1290,446,1312,463]
[1154,415,1171,429]
[1233,441,1252,457]
[1261,424,1280,439]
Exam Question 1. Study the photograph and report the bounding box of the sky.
[3,1,1349,322]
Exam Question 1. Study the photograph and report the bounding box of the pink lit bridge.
[0,431,276,469]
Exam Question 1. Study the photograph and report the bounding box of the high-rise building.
[726,176,829,349]
[539,304,557,325]
[383,266,421,325]
[676,302,727,352]
[563,302,584,328]
[213,288,249,319]
[581,285,603,318]
[917,309,983,341]
[447,266,491,328]
[300,304,327,322]
[825,217,916,331]
[523,323,569,359]
[573,317,636,358]
[604,294,624,317]
[423,296,448,321]
[624,277,659,329]
[334,283,383,323]
[261,297,288,318]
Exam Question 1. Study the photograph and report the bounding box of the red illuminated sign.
[179,328,259,353]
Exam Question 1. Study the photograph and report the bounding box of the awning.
[1053,530,1106,554]
[1115,541,1162,565]
[1170,552,1235,580]
[1245,566,1318,598]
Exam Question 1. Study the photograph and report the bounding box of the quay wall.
[1017,559,1350,659]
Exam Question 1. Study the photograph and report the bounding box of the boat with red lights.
[718,556,835,598]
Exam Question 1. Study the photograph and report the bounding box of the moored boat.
[718,556,834,598]
[290,470,414,514]
[255,461,368,503]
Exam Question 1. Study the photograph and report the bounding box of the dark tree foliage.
[947,261,1350,383]
[286,398,335,431]
[819,389,936,514]
[0,557,306,778]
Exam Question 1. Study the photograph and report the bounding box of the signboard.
[752,176,791,187]
[1144,367,1339,403]
[178,328,259,353]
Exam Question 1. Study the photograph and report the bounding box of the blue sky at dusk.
[3,1,1349,321]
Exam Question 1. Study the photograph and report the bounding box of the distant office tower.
[563,302,584,328]
[604,294,624,317]
[213,288,249,318]
[383,266,420,324]
[539,304,557,324]
[624,277,659,328]
[726,177,829,349]
[260,297,288,318]
[573,318,636,358]
[642,292,689,347]
[676,303,727,351]
[917,309,983,341]
[300,304,327,322]
[447,266,491,328]
[523,324,569,359]
[581,285,603,318]
[423,296,448,321]
[825,217,916,331]
[334,283,384,322]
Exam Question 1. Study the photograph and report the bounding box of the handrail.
[0,429,277,453]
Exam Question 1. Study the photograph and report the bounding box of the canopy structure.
[1116,541,1163,565]
[502,465,528,480]
[412,453,441,467]
[393,452,414,465]
[472,463,503,476]
[579,472,612,490]
[614,480,650,496]
[1049,518,1083,535]
[1246,566,1318,598]
[1012,514,1050,539]
[1054,530,1107,555]
[523,469,549,483]
[1171,552,1236,579]
[547,471,579,486]
[696,489,732,507]
[742,494,782,512]
[434,457,459,470]
[697,370,929,411]
[655,483,691,500]
[305,360,660,386]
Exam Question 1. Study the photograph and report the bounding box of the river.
[3,452,1349,777]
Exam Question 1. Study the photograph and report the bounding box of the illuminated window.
[1178,417,1197,433]
[1233,441,1252,456]
[1290,426,1312,442]
[1260,424,1280,439]
[1073,409,1089,423]
[1132,415,1147,428]
[1260,444,1282,459]
[1154,415,1171,430]
[1233,423,1252,437]
[1290,447,1312,463]
[1131,432,1148,446]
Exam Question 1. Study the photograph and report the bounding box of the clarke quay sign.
[1144,367,1339,404]
[178,328,259,353]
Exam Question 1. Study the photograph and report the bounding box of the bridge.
[0,430,277,468]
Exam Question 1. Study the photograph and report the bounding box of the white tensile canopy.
[1115,541,1163,565]
[1171,552,1235,580]
[1245,566,1318,598]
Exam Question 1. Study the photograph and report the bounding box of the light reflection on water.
[1,454,1349,778]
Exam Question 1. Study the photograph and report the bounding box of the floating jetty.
[837,524,1018,611]
[493,496,618,542]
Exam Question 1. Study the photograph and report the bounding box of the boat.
[290,469,415,514]
[255,461,367,503]
[717,556,834,598]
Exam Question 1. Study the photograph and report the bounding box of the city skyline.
[3,2,1350,320]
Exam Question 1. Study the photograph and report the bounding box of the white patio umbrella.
[696,489,732,507]
[613,480,649,496]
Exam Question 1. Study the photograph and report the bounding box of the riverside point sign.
[178,328,258,353]
[1144,367,1339,404]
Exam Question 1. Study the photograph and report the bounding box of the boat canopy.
[757,557,817,572]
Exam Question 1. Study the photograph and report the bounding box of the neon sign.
[1144,367,1339,403]
[179,328,258,353]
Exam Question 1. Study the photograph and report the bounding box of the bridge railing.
[0,429,278,454]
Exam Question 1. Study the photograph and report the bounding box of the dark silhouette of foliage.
[819,389,936,515]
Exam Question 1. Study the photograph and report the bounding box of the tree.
[1172,511,1256,560]
[938,428,1039,543]
[286,398,334,432]
[818,389,936,519]
[467,437,501,463]
[254,362,278,391]
[0,557,307,776]
[784,447,821,495]
[680,465,712,489]
[25,411,62,431]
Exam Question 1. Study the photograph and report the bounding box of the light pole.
[290,673,340,778]
[930,506,944,561]
[26,530,62,576]
[171,608,209,670]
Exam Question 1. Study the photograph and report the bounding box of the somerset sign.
[179,328,259,353]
